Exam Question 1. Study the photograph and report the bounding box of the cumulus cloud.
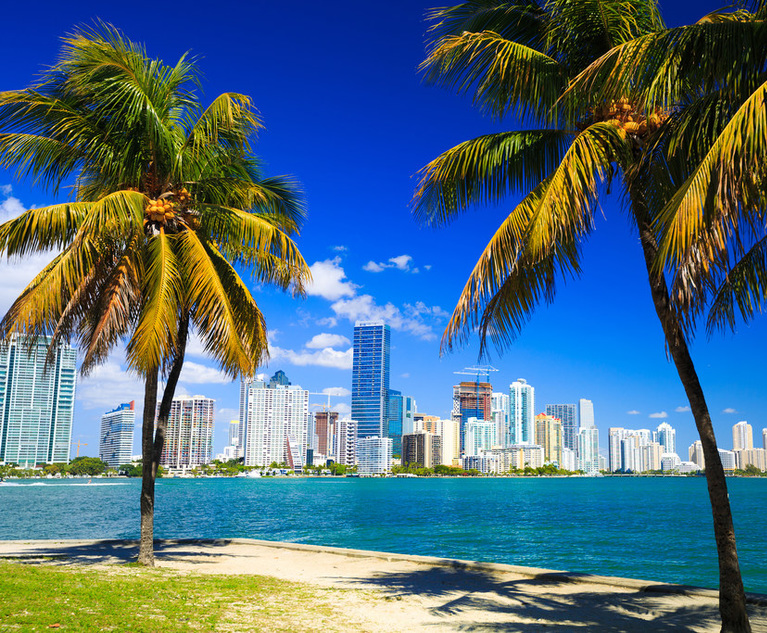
[627,410,640,415]
[305,333,350,349]
[0,184,12,196]
[649,411,668,419]
[0,195,25,221]
[332,245,348,252]
[334,402,351,416]
[723,407,737,414]
[269,344,352,370]
[330,294,438,340]
[675,405,691,413]
[364,254,415,273]
[179,361,233,384]
[306,257,357,300]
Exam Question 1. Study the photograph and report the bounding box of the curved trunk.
[137,316,189,567]
[636,220,751,633]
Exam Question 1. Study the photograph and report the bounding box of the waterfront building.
[509,379,534,445]
[0,334,77,467]
[476,445,545,472]
[661,453,682,472]
[351,321,390,439]
[403,396,416,436]
[735,448,767,471]
[99,402,135,469]
[314,411,338,459]
[546,404,577,452]
[357,436,392,474]
[464,418,497,456]
[654,422,677,455]
[387,389,403,455]
[402,432,442,468]
[608,427,628,472]
[561,447,577,472]
[733,421,753,451]
[578,399,594,429]
[241,376,309,469]
[334,418,357,466]
[598,454,607,472]
[534,413,563,466]
[492,392,510,448]
[578,427,600,474]
[718,448,737,472]
[160,395,215,469]
[689,440,705,469]
[452,380,493,451]
[640,441,663,472]
[679,461,702,474]
[419,418,460,466]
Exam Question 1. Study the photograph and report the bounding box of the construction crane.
[71,440,88,458]
[453,366,499,427]
[308,391,346,413]
[453,365,499,384]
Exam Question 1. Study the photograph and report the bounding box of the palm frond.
[0,201,90,256]
[412,129,573,226]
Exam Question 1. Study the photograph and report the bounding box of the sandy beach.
[2,538,766,632]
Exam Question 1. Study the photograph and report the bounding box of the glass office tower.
[351,321,390,439]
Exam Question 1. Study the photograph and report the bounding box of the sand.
[1,538,766,632]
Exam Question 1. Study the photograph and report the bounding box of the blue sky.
[1,0,764,459]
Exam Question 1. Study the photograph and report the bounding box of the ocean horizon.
[1,476,765,593]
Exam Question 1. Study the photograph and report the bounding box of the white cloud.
[627,410,640,415]
[333,402,351,416]
[332,245,348,252]
[269,345,352,369]
[649,411,668,419]
[306,257,357,300]
[322,386,351,397]
[179,361,233,384]
[675,406,691,413]
[330,294,437,340]
[305,333,350,349]
[0,252,57,315]
[0,195,25,221]
[723,407,737,414]
[363,254,415,274]
[424,265,432,271]
[0,185,12,196]
[316,316,338,328]
[77,361,145,411]
[401,373,410,379]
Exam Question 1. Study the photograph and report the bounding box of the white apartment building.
[357,436,392,474]
[241,378,308,469]
[464,418,498,456]
[491,392,510,448]
[578,426,600,474]
[689,440,705,469]
[334,418,358,466]
[160,395,215,469]
[733,421,753,451]
[509,379,534,445]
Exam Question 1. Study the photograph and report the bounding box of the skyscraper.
[99,401,135,468]
[733,421,753,451]
[160,395,215,469]
[351,321,390,439]
[0,334,77,467]
[357,436,392,474]
[654,421,677,455]
[492,392,510,447]
[535,413,563,466]
[546,404,577,452]
[241,376,309,468]
[314,410,338,458]
[452,381,493,449]
[509,379,534,444]
[578,399,594,429]
[578,427,600,475]
[387,389,403,455]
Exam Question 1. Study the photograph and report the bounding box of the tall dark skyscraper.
[351,321,390,439]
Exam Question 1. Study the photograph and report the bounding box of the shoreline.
[2,538,767,631]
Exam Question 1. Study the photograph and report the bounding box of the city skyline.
[1,0,765,461]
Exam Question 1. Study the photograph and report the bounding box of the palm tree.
[0,24,310,566]
[413,2,753,630]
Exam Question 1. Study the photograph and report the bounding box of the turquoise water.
[1,476,765,593]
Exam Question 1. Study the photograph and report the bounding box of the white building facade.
[160,396,215,469]
[357,436,392,474]
[99,401,135,468]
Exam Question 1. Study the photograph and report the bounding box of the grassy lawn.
[0,561,358,632]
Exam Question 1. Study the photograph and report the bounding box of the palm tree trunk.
[138,367,159,566]
[636,221,751,633]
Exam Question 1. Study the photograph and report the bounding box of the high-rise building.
[492,392,510,448]
[241,376,309,468]
[535,413,563,466]
[463,418,497,456]
[334,418,357,466]
[387,389,403,455]
[99,402,135,468]
[421,418,460,466]
[689,440,705,469]
[654,422,677,455]
[452,380,493,451]
[733,421,753,451]
[351,321,390,439]
[509,379,534,445]
[578,399,594,429]
[608,427,628,472]
[314,410,338,459]
[160,395,215,469]
[718,448,737,471]
[546,404,577,452]
[357,436,392,474]
[578,427,600,474]
[763,428,767,450]
[402,432,442,468]
[0,335,77,467]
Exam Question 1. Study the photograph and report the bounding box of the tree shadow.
[341,565,767,632]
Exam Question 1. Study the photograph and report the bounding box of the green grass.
[0,561,356,632]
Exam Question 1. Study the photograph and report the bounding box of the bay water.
[1,476,765,593]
